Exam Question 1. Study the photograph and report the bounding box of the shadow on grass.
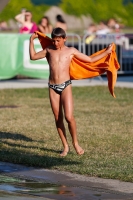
[0,132,81,169]
[0,148,80,170]
[0,131,33,142]
[3,141,60,154]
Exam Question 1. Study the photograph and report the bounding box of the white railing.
[66,33,133,74]
[66,33,82,52]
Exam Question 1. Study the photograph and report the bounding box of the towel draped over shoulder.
[35,31,120,98]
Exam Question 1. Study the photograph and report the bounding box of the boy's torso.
[47,45,74,84]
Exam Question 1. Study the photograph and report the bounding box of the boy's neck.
[56,44,66,50]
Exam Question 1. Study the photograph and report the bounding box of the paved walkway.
[0,75,133,89]
[0,161,133,199]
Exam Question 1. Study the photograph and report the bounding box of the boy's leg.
[61,85,84,155]
[49,88,69,156]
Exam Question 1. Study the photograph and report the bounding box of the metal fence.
[66,33,82,52]
[66,33,133,74]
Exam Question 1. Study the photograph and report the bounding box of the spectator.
[85,23,97,44]
[55,14,67,31]
[107,18,121,33]
[0,21,8,31]
[107,18,117,30]
[96,21,111,35]
[87,23,97,34]
[16,8,26,28]
[15,10,38,34]
[38,16,52,34]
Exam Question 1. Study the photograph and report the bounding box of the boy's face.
[52,37,66,49]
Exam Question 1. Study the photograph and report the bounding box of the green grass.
[0,86,133,182]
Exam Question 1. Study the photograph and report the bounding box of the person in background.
[107,18,121,33]
[15,8,26,29]
[85,23,97,44]
[38,16,53,34]
[96,20,111,35]
[87,23,97,34]
[107,18,117,30]
[15,10,38,34]
[0,21,8,31]
[55,14,67,31]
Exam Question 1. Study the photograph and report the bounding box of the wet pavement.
[0,175,133,200]
[0,162,133,199]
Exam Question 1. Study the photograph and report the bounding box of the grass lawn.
[0,86,133,182]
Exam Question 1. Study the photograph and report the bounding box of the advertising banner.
[0,33,50,80]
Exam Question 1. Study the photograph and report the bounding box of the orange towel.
[35,31,120,97]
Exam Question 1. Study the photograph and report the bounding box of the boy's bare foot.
[60,146,69,157]
[73,143,84,155]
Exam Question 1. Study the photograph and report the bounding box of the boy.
[29,27,112,157]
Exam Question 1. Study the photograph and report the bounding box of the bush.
[0,0,49,24]
[1,0,133,27]
[60,0,133,27]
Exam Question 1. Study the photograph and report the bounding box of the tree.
[0,0,10,12]
[60,0,133,26]
[0,0,49,23]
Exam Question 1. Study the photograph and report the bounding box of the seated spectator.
[96,21,111,35]
[107,18,117,30]
[85,23,97,44]
[87,23,97,34]
[15,10,38,34]
[38,16,53,34]
[55,14,67,31]
[0,21,8,31]
[107,18,121,33]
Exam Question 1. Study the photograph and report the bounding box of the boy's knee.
[55,115,63,125]
[65,115,74,123]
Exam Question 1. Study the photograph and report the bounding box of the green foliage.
[60,0,94,16]
[1,0,133,27]
[60,0,133,26]
[125,3,133,26]
[0,0,49,23]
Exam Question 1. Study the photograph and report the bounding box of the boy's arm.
[29,33,47,60]
[73,44,113,63]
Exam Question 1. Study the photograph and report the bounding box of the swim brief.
[48,80,72,94]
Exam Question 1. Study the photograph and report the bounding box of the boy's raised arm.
[29,33,47,60]
[73,44,113,63]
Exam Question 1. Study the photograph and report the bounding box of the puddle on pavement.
[0,175,75,199]
[0,175,129,200]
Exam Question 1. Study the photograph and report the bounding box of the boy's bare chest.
[48,49,71,63]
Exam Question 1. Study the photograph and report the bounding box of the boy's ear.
[64,37,67,42]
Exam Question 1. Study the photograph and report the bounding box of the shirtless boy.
[29,27,113,157]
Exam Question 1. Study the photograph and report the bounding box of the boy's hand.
[30,32,38,41]
[106,44,113,54]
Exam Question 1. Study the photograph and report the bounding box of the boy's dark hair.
[51,27,66,39]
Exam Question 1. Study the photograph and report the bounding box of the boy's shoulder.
[67,46,78,53]
[46,45,55,51]
[66,46,76,51]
